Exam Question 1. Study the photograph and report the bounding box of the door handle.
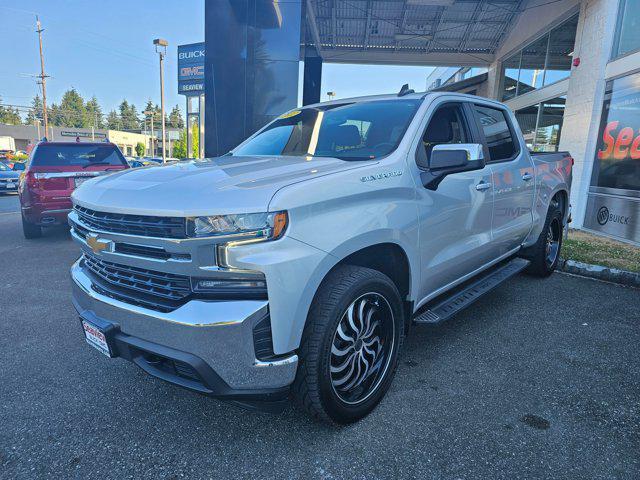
[522,172,533,181]
[475,181,491,191]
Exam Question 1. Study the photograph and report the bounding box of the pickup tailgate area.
[526,151,573,244]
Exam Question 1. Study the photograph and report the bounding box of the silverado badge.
[360,170,403,182]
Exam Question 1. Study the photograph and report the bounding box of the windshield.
[233,99,421,160]
[0,163,8,171]
[31,144,127,167]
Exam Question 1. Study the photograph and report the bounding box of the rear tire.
[22,214,42,239]
[523,202,563,277]
[292,265,404,424]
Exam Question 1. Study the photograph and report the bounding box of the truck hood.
[72,155,369,216]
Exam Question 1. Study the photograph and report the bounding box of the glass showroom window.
[590,72,640,194]
[515,104,538,149]
[613,0,640,58]
[544,15,579,86]
[534,97,566,151]
[500,14,578,100]
[518,34,548,95]
[515,96,566,152]
[502,54,521,101]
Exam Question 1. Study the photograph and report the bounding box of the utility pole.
[153,38,168,163]
[144,110,155,156]
[36,16,49,139]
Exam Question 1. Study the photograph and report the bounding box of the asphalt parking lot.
[0,193,638,480]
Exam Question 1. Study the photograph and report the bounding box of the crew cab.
[69,91,572,423]
[19,141,129,238]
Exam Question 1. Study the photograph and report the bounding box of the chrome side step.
[413,257,530,325]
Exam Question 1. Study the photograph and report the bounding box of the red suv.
[19,141,129,238]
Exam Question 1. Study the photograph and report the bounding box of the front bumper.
[71,259,298,403]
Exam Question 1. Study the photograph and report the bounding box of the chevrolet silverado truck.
[69,90,572,424]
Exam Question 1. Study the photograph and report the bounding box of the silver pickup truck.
[69,90,572,424]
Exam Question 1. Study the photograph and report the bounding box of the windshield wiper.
[82,161,110,169]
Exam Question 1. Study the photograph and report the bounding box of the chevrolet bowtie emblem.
[86,233,111,254]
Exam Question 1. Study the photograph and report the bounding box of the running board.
[413,257,530,324]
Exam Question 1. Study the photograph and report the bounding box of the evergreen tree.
[48,103,62,127]
[85,96,104,128]
[58,88,86,128]
[169,105,185,129]
[25,95,43,125]
[105,110,121,130]
[118,100,140,130]
[141,100,162,131]
[0,104,21,125]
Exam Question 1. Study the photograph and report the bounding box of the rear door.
[413,100,495,301]
[471,103,535,256]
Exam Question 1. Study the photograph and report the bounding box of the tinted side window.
[421,104,469,160]
[473,105,517,161]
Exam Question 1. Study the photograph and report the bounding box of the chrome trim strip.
[35,172,104,179]
[254,355,298,368]
[41,208,72,214]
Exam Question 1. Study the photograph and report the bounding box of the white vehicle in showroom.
[70,88,572,424]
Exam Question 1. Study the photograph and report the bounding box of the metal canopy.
[308,0,526,66]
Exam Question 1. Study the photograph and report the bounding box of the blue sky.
[0,0,434,117]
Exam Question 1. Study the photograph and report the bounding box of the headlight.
[187,211,288,241]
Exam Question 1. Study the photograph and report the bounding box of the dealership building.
[200,0,639,244]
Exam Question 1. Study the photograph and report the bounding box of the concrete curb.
[558,258,640,288]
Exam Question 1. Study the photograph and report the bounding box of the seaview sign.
[177,42,205,95]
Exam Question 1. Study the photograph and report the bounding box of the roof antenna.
[398,84,415,97]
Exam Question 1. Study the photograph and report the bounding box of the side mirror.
[419,143,485,190]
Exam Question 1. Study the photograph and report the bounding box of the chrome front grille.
[71,221,188,261]
[82,253,191,312]
[74,205,187,239]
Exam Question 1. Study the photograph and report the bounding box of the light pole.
[153,38,168,163]
[143,109,155,156]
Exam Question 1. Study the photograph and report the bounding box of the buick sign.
[597,206,610,225]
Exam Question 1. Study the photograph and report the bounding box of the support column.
[204,0,304,157]
[558,0,619,228]
[302,54,322,106]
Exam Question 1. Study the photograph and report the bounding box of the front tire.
[22,214,42,239]
[292,265,404,424]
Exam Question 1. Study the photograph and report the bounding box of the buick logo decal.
[597,206,609,225]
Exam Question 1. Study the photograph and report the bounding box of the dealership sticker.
[279,110,301,119]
